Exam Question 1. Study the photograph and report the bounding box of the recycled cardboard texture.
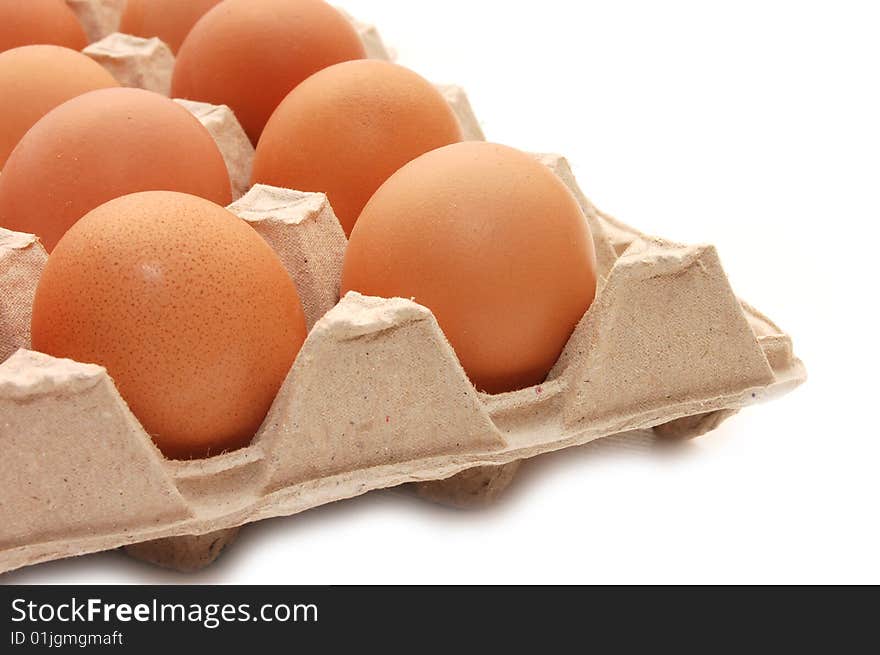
[0,172,805,573]
[437,85,485,141]
[336,8,394,61]
[66,0,125,43]
[77,16,480,204]
[84,7,495,517]
[80,11,394,100]
[66,0,393,60]
[83,33,174,96]
[0,351,191,552]
[536,154,619,283]
[413,461,523,509]
[561,239,776,428]
[259,293,507,493]
[174,99,254,201]
[124,527,241,573]
[653,409,739,440]
[0,6,804,573]
[227,186,346,331]
[78,15,483,147]
[0,230,45,363]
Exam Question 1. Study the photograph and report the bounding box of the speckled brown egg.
[253,60,463,237]
[31,191,307,460]
[119,0,222,54]
[0,0,88,53]
[172,0,366,143]
[0,87,231,251]
[0,45,118,170]
[342,142,598,395]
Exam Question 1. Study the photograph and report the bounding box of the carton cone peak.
[317,292,433,341]
[0,228,40,251]
[0,5,804,573]
[0,349,105,399]
[229,185,330,226]
[174,100,254,200]
[83,32,174,96]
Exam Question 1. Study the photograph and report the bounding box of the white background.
[8,0,879,584]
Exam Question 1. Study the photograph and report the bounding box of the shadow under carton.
[0,169,805,574]
[0,3,804,573]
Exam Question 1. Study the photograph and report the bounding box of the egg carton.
[75,4,397,96]
[74,9,481,204]
[64,0,126,44]
[65,0,392,61]
[0,8,805,575]
[0,178,806,575]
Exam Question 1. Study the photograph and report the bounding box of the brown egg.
[172,0,366,144]
[0,0,87,53]
[0,87,231,251]
[253,60,463,237]
[31,191,307,459]
[0,45,118,169]
[119,0,222,54]
[342,142,598,395]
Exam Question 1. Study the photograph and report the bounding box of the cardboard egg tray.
[0,4,805,574]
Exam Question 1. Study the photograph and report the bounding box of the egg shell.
[0,87,232,252]
[253,60,464,237]
[342,142,599,395]
[30,191,307,460]
[172,0,367,144]
[0,45,119,169]
[0,0,88,52]
[119,0,222,54]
